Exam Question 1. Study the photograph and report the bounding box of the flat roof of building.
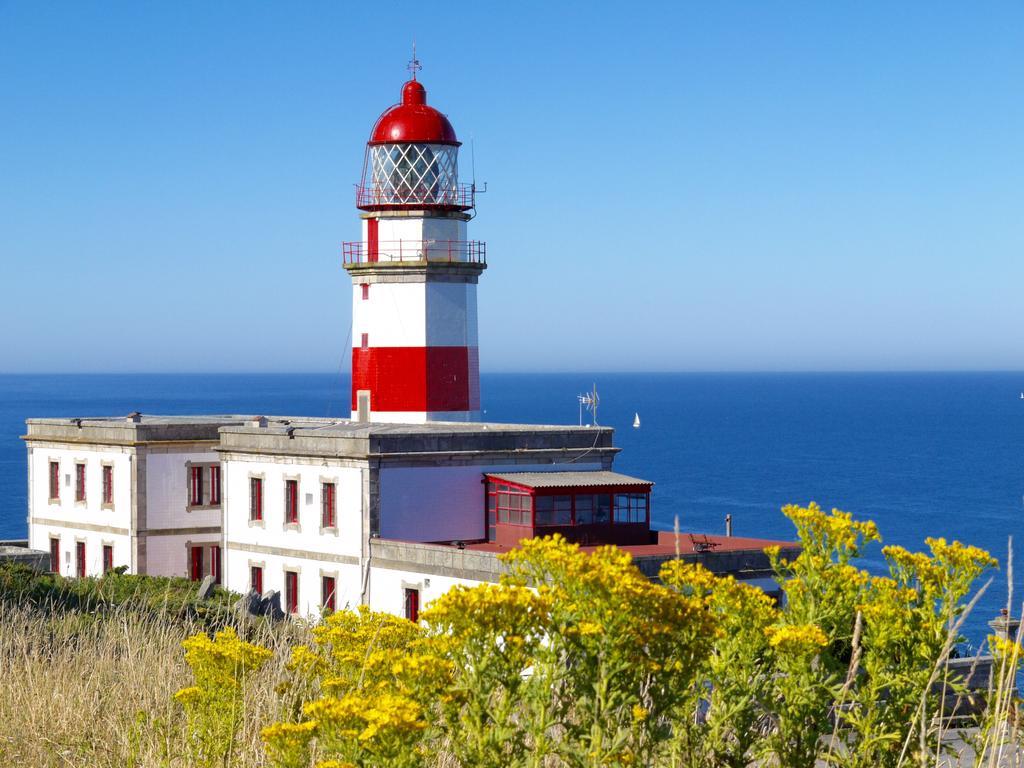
[26,413,613,436]
[23,413,256,445]
[217,417,618,462]
[26,415,254,427]
[486,470,653,489]
[221,418,612,437]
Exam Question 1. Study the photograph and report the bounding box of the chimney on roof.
[126,412,142,424]
[250,416,268,428]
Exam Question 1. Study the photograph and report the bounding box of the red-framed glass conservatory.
[484,471,654,548]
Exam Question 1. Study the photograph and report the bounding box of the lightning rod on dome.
[407,41,421,80]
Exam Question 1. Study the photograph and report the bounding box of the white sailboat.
[633,412,641,428]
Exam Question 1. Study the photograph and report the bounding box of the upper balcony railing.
[342,239,487,266]
[355,182,476,211]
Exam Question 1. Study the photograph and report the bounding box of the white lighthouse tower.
[343,61,484,423]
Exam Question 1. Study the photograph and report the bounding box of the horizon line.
[1,369,1023,376]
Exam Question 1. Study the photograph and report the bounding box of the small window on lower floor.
[404,587,420,623]
[285,571,299,615]
[189,546,205,581]
[211,545,222,584]
[49,538,60,574]
[322,576,337,614]
[75,541,86,578]
[250,565,263,595]
[102,544,113,573]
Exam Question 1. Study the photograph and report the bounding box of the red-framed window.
[102,544,113,573]
[285,571,299,615]
[75,541,86,578]
[488,482,532,526]
[404,588,420,622]
[190,546,204,581]
[49,538,60,573]
[75,463,86,502]
[250,478,263,521]
[285,480,299,524]
[211,545,221,584]
[209,466,221,505]
[250,565,263,595]
[48,461,60,501]
[615,493,649,524]
[535,495,572,527]
[321,482,336,528]
[361,283,369,300]
[360,332,368,349]
[573,494,613,525]
[102,465,113,505]
[321,576,336,613]
[189,466,204,506]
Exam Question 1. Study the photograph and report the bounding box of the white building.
[24,414,244,581]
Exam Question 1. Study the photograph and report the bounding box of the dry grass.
[0,599,303,767]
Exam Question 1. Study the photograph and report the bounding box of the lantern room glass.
[368,143,459,206]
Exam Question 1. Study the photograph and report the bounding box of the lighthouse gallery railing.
[355,183,476,210]
[342,240,487,265]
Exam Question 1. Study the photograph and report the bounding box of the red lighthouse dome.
[369,80,460,146]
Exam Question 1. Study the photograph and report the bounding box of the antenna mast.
[577,383,600,426]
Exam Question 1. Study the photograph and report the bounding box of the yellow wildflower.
[765,623,828,657]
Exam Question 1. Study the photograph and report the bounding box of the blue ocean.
[1,372,1022,647]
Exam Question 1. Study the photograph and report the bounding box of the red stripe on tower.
[352,347,473,412]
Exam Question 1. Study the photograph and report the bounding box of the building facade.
[24,415,243,581]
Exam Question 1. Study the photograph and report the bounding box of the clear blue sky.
[1,1,1021,373]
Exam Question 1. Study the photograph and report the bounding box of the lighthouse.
[343,63,484,423]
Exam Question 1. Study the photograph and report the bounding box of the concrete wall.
[0,545,49,571]
[354,282,426,347]
[352,282,477,348]
[368,566,485,616]
[227,550,363,617]
[141,447,223,578]
[378,462,601,542]
[145,533,219,579]
[32,521,131,578]
[145,450,221,530]
[27,443,134,576]
[26,440,224,579]
[363,216,468,262]
[368,411,478,424]
[222,453,365,609]
[366,539,502,617]
[426,282,477,347]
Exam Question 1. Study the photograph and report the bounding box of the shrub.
[174,627,273,766]
[255,505,1002,768]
